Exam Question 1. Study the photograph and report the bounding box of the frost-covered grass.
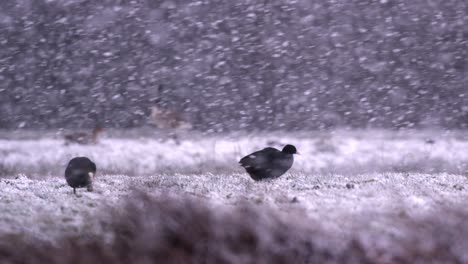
[0,130,467,262]
[0,173,467,263]
[0,172,466,239]
[1,129,468,176]
[2,192,467,264]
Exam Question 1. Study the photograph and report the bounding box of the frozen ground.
[0,129,467,262]
[0,172,466,238]
[2,129,468,176]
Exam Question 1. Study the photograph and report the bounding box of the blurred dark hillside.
[0,0,467,131]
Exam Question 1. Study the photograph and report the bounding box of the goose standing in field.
[239,144,298,181]
[64,126,104,145]
[65,157,96,195]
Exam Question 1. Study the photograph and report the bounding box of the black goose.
[239,144,298,181]
[65,157,96,194]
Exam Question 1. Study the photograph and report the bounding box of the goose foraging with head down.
[65,157,96,195]
[239,144,298,181]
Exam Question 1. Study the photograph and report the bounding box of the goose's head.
[282,144,298,155]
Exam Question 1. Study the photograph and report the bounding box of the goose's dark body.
[239,145,297,181]
[65,157,96,194]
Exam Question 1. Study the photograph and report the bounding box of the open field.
[0,130,467,263]
[2,129,468,177]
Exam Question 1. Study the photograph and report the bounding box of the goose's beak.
[296,152,300,155]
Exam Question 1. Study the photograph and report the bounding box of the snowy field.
[0,129,467,263]
[2,129,468,177]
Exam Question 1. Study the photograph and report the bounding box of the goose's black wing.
[239,147,278,168]
[239,148,282,180]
